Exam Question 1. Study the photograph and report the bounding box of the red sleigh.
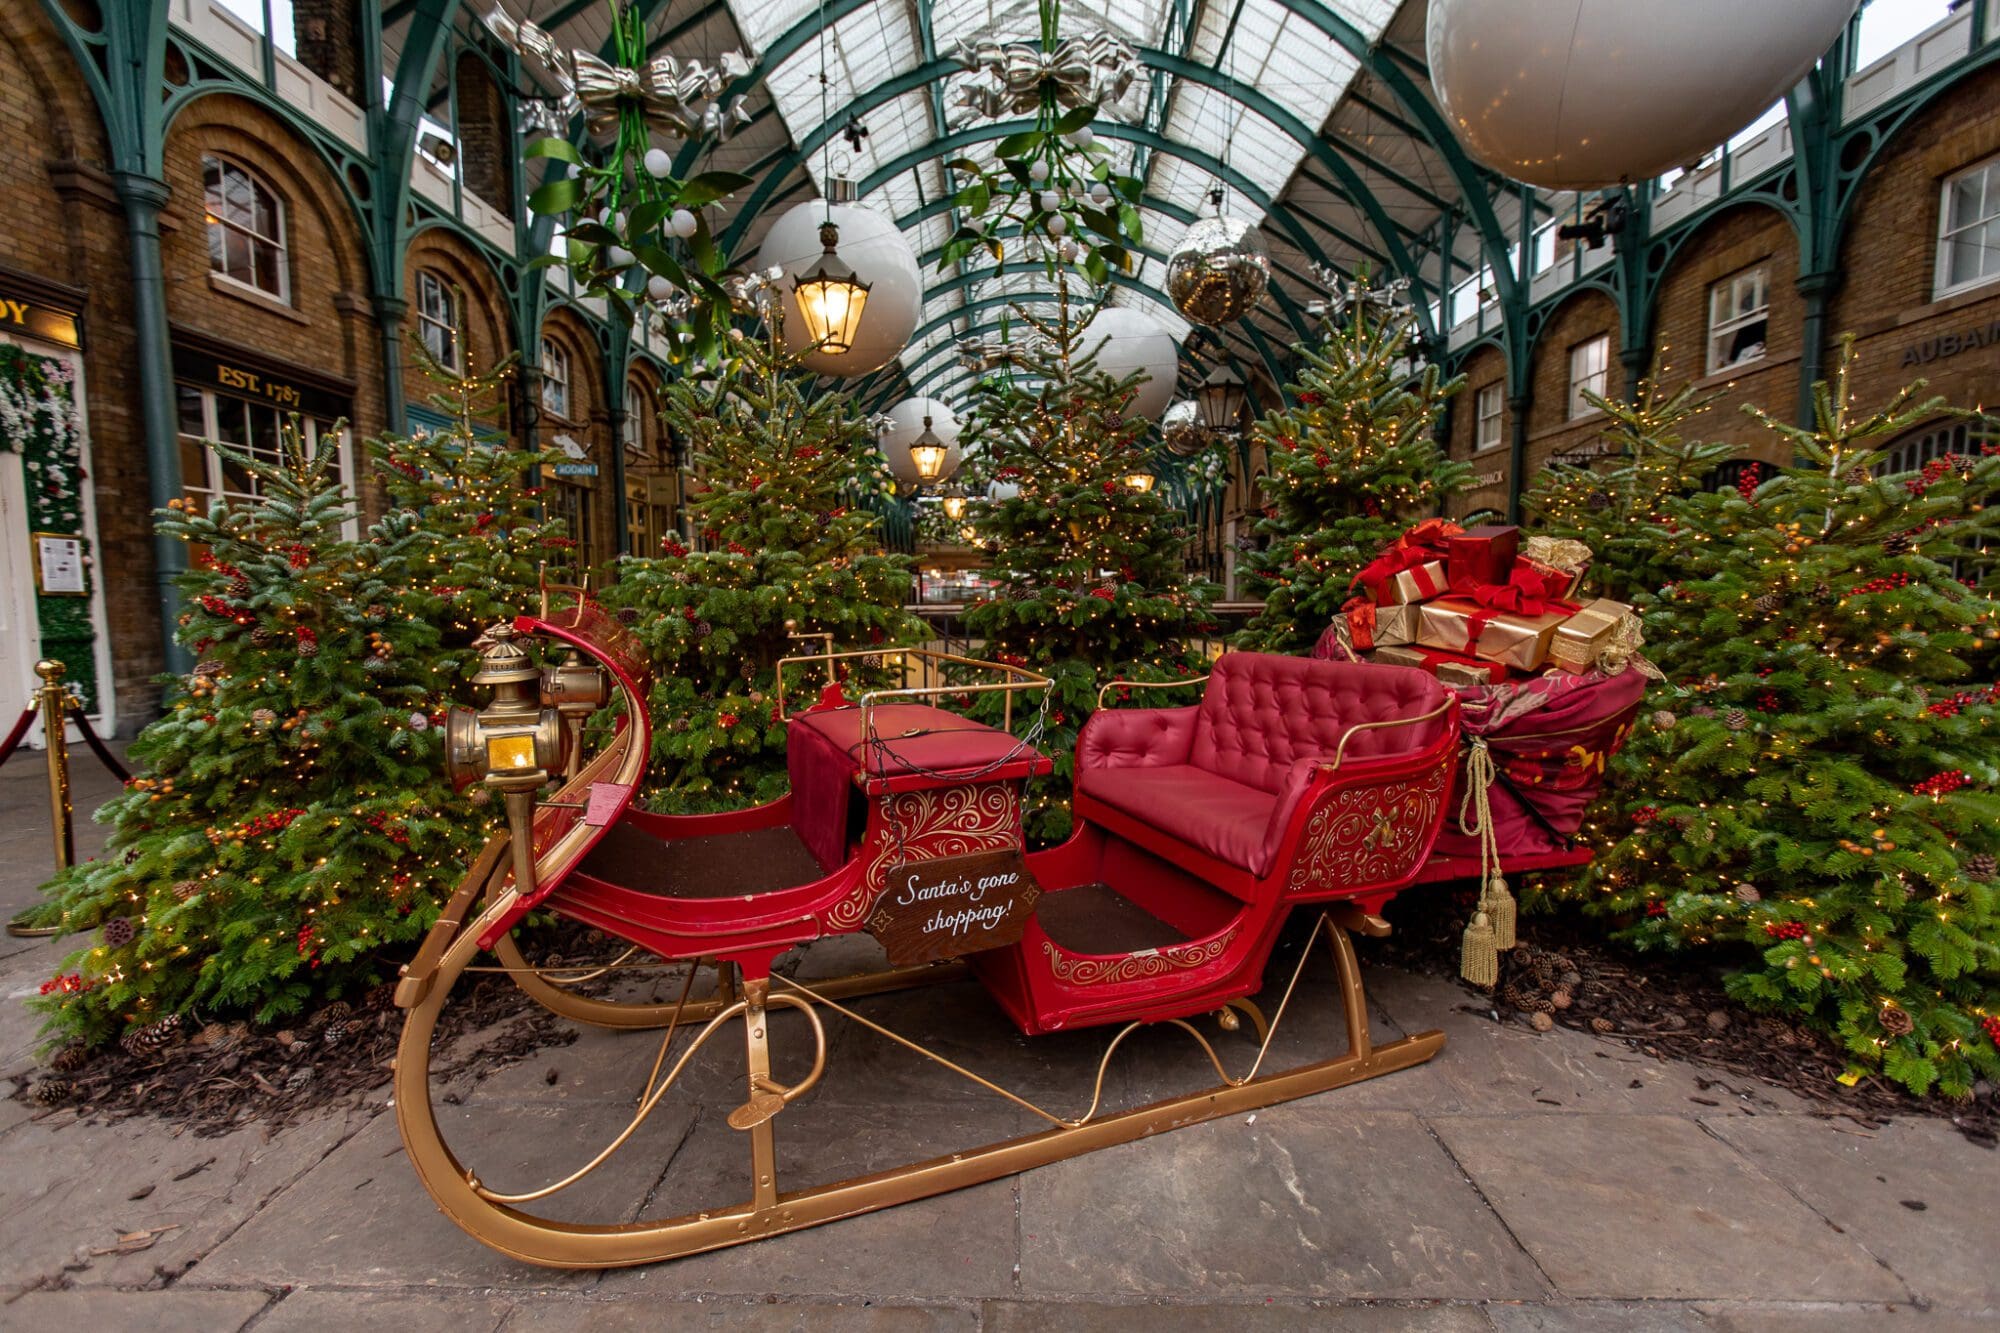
[393,594,1462,1269]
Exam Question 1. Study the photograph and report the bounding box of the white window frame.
[415,271,462,371]
[1936,155,2000,299]
[1474,383,1504,452]
[540,337,572,420]
[1707,266,1770,373]
[202,155,289,303]
[1568,335,1610,419]
[622,379,646,454]
[174,384,358,540]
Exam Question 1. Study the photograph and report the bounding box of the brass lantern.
[1196,364,1248,433]
[540,646,607,780]
[790,220,871,355]
[908,416,949,485]
[940,483,968,522]
[1123,468,1157,494]
[444,623,569,792]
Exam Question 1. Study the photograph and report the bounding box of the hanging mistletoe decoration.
[490,2,755,360]
[937,0,1149,290]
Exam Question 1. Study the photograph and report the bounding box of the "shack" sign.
[866,848,1041,965]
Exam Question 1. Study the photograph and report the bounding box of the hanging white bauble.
[1426,0,1860,190]
[646,274,674,301]
[1161,399,1207,457]
[1028,160,1051,183]
[606,245,634,269]
[669,208,698,239]
[757,202,923,376]
[1165,214,1271,326]
[878,397,963,488]
[643,148,672,179]
[1046,215,1067,237]
[986,477,1020,502]
[1088,181,1110,204]
[1075,306,1179,421]
[1066,126,1094,149]
[1038,190,1061,213]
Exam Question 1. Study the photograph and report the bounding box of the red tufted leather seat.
[1077,655,1450,880]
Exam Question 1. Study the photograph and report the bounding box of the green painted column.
[375,295,410,435]
[1795,271,1838,430]
[1506,393,1531,523]
[114,169,193,677]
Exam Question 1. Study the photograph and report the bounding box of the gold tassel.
[1461,910,1498,986]
[1487,875,1517,951]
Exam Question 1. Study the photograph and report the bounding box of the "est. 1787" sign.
[866,848,1042,965]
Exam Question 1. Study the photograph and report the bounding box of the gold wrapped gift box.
[1417,597,1570,672]
[1371,645,1427,669]
[1551,598,1637,674]
[1371,604,1419,647]
[1521,535,1592,599]
[1382,560,1449,606]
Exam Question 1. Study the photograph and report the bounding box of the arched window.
[415,271,462,371]
[202,156,288,301]
[622,379,647,453]
[540,337,572,419]
[1882,418,1974,476]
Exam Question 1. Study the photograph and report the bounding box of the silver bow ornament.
[484,6,753,143]
[948,32,1144,124]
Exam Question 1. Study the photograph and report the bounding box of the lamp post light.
[791,221,871,354]
[1197,364,1248,434]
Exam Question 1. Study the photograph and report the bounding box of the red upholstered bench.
[1075,653,1455,891]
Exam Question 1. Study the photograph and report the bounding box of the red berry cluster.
[726,541,750,555]
[716,712,739,729]
[682,607,700,623]
[540,536,578,550]
[470,513,495,533]
[993,467,1022,481]
[1763,921,1809,940]
[38,971,89,995]
[1854,573,1913,595]
[660,538,688,558]
[1632,805,1661,825]
[363,813,411,847]
[296,923,318,962]
[1914,769,1969,797]
[1299,391,1324,407]
[795,445,821,461]
[1755,690,1782,713]
[1735,462,1763,501]
[198,594,232,617]
[1101,480,1119,495]
[1926,684,2000,718]
[285,543,313,569]
[1090,586,1116,601]
[1902,454,1965,497]
[1983,1015,2000,1048]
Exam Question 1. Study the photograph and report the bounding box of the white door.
[0,451,38,741]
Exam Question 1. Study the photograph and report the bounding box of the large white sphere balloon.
[1426,0,1860,190]
[1074,306,1179,421]
[756,202,922,376]
[879,397,962,489]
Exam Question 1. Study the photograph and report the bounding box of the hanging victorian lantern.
[791,221,873,355]
[1196,365,1248,434]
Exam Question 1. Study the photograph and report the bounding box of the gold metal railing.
[775,646,1052,735]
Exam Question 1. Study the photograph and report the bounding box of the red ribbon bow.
[1351,520,1465,602]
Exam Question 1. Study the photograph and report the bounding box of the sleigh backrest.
[1188,653,1452,793]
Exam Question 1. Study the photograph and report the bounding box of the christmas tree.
[371,343,573,687]
[960,294,1217,841]
[29,426,480,1045]
[1563,342,2000,1097]
[601,327,924,809]
[1235,288,1469,653]
[1521,377,1742,604]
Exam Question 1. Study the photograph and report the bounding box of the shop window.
[1707,266,1769,373]
[1883,418,1973,476]
[1937,155,2000,298]
[202,156,288,301]
[1567,335,1610,419]
[623,380,647,453]
[175,384,355,537]
[550,479,593,571]
[1474,383,1503,452]
[540,338,572,419]
[416,271,461,371]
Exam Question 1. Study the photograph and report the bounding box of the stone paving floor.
[0,749,1993,1331]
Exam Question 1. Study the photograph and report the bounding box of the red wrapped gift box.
[1447,524,1520,592]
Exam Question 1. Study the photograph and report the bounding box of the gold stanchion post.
[34,660,73,873]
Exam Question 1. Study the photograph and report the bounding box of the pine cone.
[1725,708,1749,732]
[173,879,202,901]
[121,1014,183,1059]
[321,1020,352,1047]
[1966,853,1997,881]
[193,659,225,678]
[1589,1016,1615,1034]
[297,637,320,658]
[1752,591,1785,616]
[1811,581,1833,604]
[1883,531,1914,556]
[249,628,272,648]
[312,1001,352,1028]
[1879,1005,1915,1038]
[100,916,135,948]
[32,1077,72,1106]
[49,1042,92,1073]
[1735,883,1763,904]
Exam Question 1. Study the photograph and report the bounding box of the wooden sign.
[866,848,1042,965]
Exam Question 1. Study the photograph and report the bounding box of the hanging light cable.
[790,0,871,353]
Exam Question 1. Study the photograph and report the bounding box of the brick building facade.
[0,1,678,729]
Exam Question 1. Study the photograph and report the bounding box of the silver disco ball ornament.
[1161,399,1208,457]
[1165,215,1271,326]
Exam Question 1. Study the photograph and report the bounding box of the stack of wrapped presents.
[1334,519,1641,688]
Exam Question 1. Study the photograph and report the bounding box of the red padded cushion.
[1083,764,1278,879]
[791,704,1049,791]
[1189,654,1449,793]
[1075,704,1198,772]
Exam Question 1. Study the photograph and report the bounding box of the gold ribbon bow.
[1594,612,1664,680]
